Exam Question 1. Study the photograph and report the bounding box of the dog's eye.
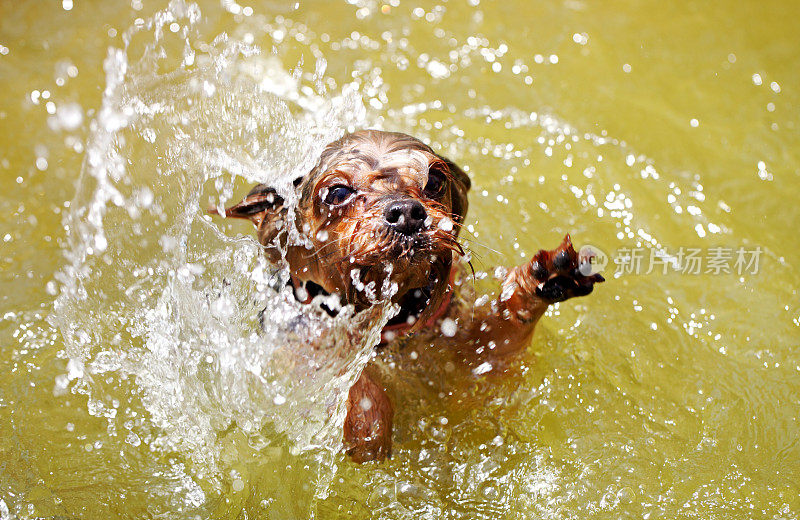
[424,171,446,198]
[323,184,356,206]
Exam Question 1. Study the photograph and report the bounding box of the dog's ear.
[211,182,293,229]
[211,183,295,261]
[437,156,471,229]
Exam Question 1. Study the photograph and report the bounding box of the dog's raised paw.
[528,235,604,302]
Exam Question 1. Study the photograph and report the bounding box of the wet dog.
[214,130,603,462]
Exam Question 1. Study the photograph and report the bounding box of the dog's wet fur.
[215,129,603,462]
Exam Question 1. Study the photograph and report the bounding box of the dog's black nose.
[384,199,427,235]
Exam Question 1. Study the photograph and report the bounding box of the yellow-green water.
[1,1,799,518]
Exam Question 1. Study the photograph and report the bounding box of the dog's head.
[218,130,471,326]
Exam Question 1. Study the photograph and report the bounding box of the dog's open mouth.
[383,284,432,329]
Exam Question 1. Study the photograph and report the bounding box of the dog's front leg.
[449,235,603,358]
[343,366,394,463]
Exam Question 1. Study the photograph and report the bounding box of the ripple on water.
[27,0,800,518]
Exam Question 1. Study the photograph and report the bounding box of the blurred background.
[0,0,798,518]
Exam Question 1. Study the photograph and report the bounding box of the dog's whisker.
[457,236,504,257]
[308,230,359,258]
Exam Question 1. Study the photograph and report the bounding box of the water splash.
[50,0,385,493]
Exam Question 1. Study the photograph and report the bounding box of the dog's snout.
[384,199,428,235]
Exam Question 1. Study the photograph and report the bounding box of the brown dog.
[214,130,603,462]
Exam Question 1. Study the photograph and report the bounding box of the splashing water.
[4,0,789,517]
[50,0,391,488]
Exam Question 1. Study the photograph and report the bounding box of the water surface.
[1,1,799,518]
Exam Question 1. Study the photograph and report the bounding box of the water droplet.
[56,103,83,130]
[478,481,500,500]
[367,484,393,506]
[428,424,450,443]
[472,362,493,375]
[396,481,425,506]
[572,33,588,45]
[437,217,453,232]
[426,59,450,79]
[617,486,635,504]
[202,80,216,97]
[126,431,141,446]
[94,233,108,252]
[440,318,457,337]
